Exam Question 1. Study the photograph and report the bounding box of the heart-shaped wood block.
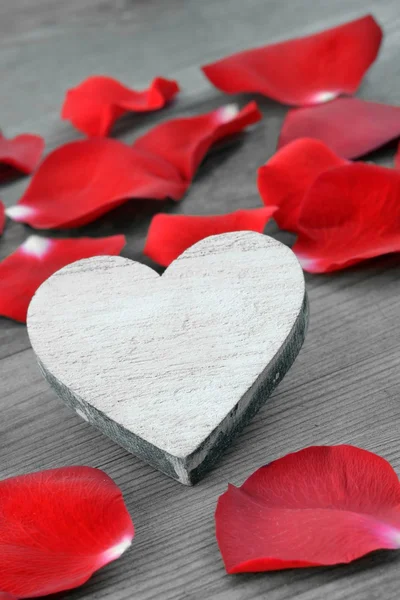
[27,232,308,484]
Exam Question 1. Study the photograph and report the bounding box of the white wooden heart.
[27,232,308,484]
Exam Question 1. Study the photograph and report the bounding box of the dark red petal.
[6,138,186,229]
[133,102,262,182]
[0,201,4,235]
[62,75,180,137]
[0,466,134,598]
[257,138,347,232]
[144,207,274,266]
[293,163,400,272]
[202,15,382,106]
[0,133,44,174]
[216,445,400,573]
[279,97,400,158]
[0,234,125,322]
[0,593,17,600]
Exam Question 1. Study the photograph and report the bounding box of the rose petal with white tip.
[0,234,126,322]
[0,467,134,598]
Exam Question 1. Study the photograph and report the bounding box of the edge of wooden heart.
[34,290,309,486]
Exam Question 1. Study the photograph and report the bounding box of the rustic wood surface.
[27,233,307,484]
[1,0,400,598]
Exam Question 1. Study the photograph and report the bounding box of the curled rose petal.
[257,138,347,232]
[7,105,260,229]
[279,97,400,159]
[202,15,382,106]
[0,466,134,598]
[0,201,4,235]
[62,75,180,137]
[144,207,275,266]
[6,138,186,229]
[216,445,400,573]
[0,234,125,322]
[0,132,44,175]
[293,163,400,272]
[133,101,262,183]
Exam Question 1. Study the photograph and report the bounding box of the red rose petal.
[7,102,262,229]
[0,132,44,175]
[216,445,400,573]
[257,138,347,232]
[7,105,260,229]
[6,138,186,229]
[293,162,400,272]
[279,97,400,159]
[202,15,382,106]
[133,101,262,183]
[0,466,134,598]
[0,234,125,322]
[144,207,275,266]
[0,201,5,235]
[0,593,17,600]
[62,75,180,137]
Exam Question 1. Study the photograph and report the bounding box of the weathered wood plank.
[1,0,400,598]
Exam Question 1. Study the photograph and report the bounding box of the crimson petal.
[293,163,400,272]
[257,138,347,232]
[133,101,262,183]
[279,97,400,158]
[6,138,186,229]
[144,207,274,266]
[62,75,180,137]
[202,15,382,106]
[0,466,133,598]
[0,234,125,322]
[0,593,17,600]
[7,105,260,229]
[0,132,44,175]
[0,201,4,235]
[216,445,400,573]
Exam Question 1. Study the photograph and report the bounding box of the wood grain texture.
[1,0,400,597]
[27,233,307,484]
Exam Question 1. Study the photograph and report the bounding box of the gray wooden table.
[1,1,400,599]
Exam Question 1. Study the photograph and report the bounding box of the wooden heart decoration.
[27,232,308,484]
